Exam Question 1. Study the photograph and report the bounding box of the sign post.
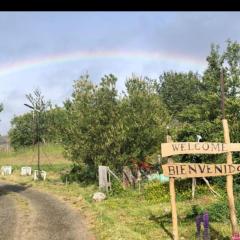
[223,119,238,234]
[160,69,240,239]
[221,69,238,234]
[166,134,179,240]
[161,138,240,238]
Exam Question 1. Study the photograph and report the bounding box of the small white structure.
[33,170,47,181]
[92,192,106,202]
[21,167,32,176]
[1,166,12,176]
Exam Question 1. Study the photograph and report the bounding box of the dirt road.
[0,182,95,240]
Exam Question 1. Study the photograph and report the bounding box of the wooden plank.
[223,119,239,234]
[162,163,240,178]
[161,142,240,157]
[122,166,135,188]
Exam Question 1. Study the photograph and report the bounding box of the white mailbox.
[21,167,32,176]
[1,166,12,175]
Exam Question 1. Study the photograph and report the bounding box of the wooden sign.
[162,74,240,239]
[162,163,240,178]
[161,142,240,157]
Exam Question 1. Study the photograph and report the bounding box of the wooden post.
[220,70,239,235]
[223,119,239,234]
[123,166,134,188]
[167,135,179,240]
[192,177,196,199]
[99,166,110,192]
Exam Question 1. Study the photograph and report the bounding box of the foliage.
[8,113,36,149]
[60,164,96,184]
[60,74,170,179]
[143,178,216,204]
[143,180,170,203]
[186,198,232,223]
[120,76,170,165]
[156,40,240,168]
[60,74,124,177]
[8,89,65,149]
[207,200,229,223]
[108,178,125,196]
[158,71,202,116]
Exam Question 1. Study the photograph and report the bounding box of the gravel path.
[0,182,95,240]
[0,192,17,239]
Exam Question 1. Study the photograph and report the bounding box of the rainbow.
[0,50,207,78]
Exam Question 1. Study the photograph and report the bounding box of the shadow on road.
[0,182,31,196]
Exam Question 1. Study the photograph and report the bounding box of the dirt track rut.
[0,182,95,240]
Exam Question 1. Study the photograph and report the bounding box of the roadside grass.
[0,145,233,239]
[0,143,69,165]
[1,172,232,239]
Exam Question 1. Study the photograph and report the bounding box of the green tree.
[158,71,202,117]
[9,106,65,150]
[157,71,203,141]
[121,75,170,164]
[8,89,54,149]
[177,44,224,143]
[8,113,35,149]
[158,41,240,166]
[61,74,124,179]
[184,41,240,144]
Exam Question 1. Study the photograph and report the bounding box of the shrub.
[61,164,96,184]
[207,200,229,222]
[143,179,215,203]
[108,178,125,196]
[143,180,170,203]
[186,196,240,223]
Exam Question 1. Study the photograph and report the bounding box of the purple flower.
[196,214,202,239]
[195,212,209,240]
[203,212,209,240]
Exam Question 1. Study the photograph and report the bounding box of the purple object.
[195,212,209,240]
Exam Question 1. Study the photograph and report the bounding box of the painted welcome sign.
[161,142,240,157]
[162,163,240,178]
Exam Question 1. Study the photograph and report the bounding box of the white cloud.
[0,12,240,135]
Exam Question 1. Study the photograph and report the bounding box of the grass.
[0,144,234,239]
[0,143,70,166]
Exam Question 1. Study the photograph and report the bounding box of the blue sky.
[0,12,240,135]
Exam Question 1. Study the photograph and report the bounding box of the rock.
[92,192,106,202]
[164,207,170,214]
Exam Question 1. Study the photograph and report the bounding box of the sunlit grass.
[0,143,70,165]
